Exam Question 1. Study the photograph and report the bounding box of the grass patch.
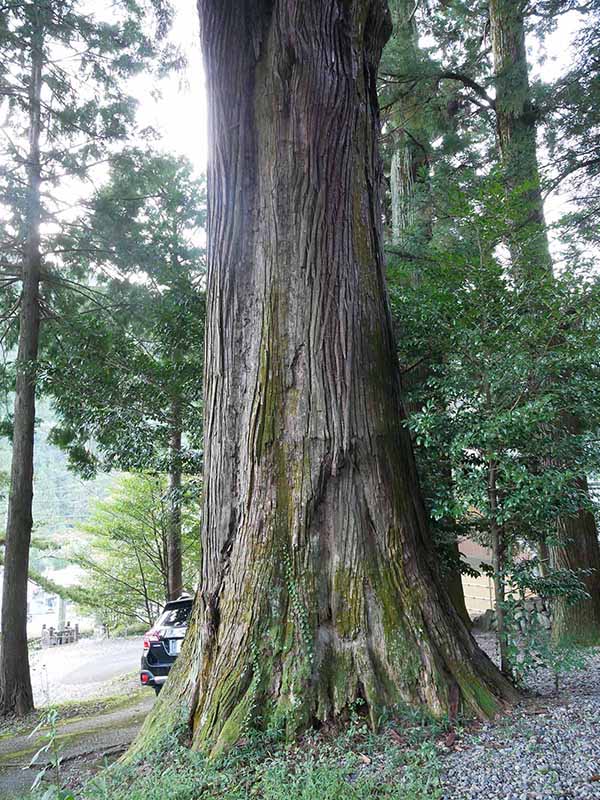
[0,688,148,740]
[38,705,449,800]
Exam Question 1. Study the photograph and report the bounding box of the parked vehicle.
[140,594,193,694]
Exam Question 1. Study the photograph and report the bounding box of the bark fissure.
[167,400,183,600]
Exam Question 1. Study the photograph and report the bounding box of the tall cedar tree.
[41,150,205,601]
[0,0,174,716]
[130,0,516,759]
[489,0,600,644]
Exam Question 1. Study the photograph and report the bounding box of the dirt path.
[0,692,154,798]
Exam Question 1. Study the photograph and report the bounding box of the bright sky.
[133,2,208,175]
[530,10,583,229]
[530,9,582,83]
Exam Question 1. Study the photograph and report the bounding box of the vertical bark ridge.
[167,402,183,600]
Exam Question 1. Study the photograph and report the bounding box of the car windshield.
[156,604,191,629]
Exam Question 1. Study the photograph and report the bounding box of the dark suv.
[140,595,193,694]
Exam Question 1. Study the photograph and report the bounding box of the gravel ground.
[29,636,142,706]
[15,632,600,800]
[441,634,600,800]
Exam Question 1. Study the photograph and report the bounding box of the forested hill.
[0,399,116,570]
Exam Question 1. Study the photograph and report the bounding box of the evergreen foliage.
[381,0,600,669]
[39,149,206,477]
[0,0,179,328]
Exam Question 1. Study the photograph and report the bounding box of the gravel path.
[30,636,142,706]
[0,636,150,798]
[441,634,600,800]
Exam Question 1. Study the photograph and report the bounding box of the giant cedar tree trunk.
[0,13,43,716]
[132,0,515,758]
[490,0,600,644]
[388,0,470,627]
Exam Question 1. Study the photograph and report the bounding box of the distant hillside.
[0,398,118,569]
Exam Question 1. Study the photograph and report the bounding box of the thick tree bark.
[0,13,43,717]
[167,401,183,601]
[551,461,600,644]
[490,0,600,644]
[132,0,515,758]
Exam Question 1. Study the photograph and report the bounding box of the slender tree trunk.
[131,0,515,759]
[490,526,508,673]
[490,0,600,644]
[488,459,510,676]
[388,0,431,246]
[388,0,470,626]
[167,401,183,601]
[538,540,550,578]
[0,13,43,717]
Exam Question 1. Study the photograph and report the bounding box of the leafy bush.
[497,558,590,688]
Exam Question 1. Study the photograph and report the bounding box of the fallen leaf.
[444,732,457,748]
[388,729,405,746]
[358,753,371,765]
